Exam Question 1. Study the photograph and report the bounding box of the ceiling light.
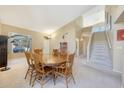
[76,38,79,42]
[80,38,84,41]
[43,29,55,35]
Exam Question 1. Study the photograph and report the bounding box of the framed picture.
[117,29,124,41]
[60,42,67,52]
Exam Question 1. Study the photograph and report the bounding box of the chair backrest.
[25,52,34,66]
[52,49,59,56]
[65,53,75,73]
[32,53,44,73]
[34,48,43,55]
[68,53,75,67]
[60,51,67,60]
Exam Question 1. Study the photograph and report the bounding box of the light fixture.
[62,33,68,39]
[43,29,55,35]
[43,35,51,40]
[76,38,79,42]
[80,37,84,41]
[51,33,56,38]
[43,29,55,39]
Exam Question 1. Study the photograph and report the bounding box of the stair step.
[92,46,108,49]
[92,48,108,50]
[92,46,108,48]
[90,56,111,60]
[90,58,111,61]
[85,62,113,71]
[91,52,110,55]
[90,61,112,67]
[90,58,112,64]
[91,50,109,53]
[93,44,106,45]
[90,54,111,58]
[90,58,112,62]
[89,32,112,70]
[92,50,107,52]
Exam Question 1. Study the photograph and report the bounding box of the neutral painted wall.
[50,22,76,54]
[0,24,44,59]
[50,16,92,56]
[105,5,124,87]
[83,6,105,27]
[105,6,117,46]
[112,23,124,72]
[112,23,124,87]
[75,16,84,56]
[50,16,83,54]
[77,27,91,56]
[105,6,124,72]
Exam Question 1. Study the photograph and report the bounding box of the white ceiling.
[116,10,124,23]
[0,5,95,34]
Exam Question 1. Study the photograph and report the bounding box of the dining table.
[42,54,67,67]
[41,54,67,85]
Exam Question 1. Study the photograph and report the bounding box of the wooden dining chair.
[34,48,43,55]
[52,49,59,57]
[24,51,35,85]
[32,53,53,87]
[54,53,75,88]
[60,51,68,60]
[55,51,68,74]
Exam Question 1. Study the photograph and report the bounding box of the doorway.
[43,39,50,54]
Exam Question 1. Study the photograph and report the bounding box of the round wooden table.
[43,54,67,67]
[42,54,67,85]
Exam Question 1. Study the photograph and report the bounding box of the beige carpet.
[0,57,122,88]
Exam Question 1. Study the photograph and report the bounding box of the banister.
[87,32,94,62]
[105,30,112,49]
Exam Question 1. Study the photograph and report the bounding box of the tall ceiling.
[0,5,95,34]
[116,10,124,23]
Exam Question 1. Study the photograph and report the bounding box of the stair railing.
[87,32,94,62]
[105,30,112,49]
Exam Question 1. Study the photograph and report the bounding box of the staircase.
[89,32,112,70]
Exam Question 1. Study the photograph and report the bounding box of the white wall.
[83,6,105,27]
[104,6,124,73]
[43,39,50,54]
[50,22,76,54]
[112,23,124,72]
[113,6,124,23]
[112,23,124,87]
